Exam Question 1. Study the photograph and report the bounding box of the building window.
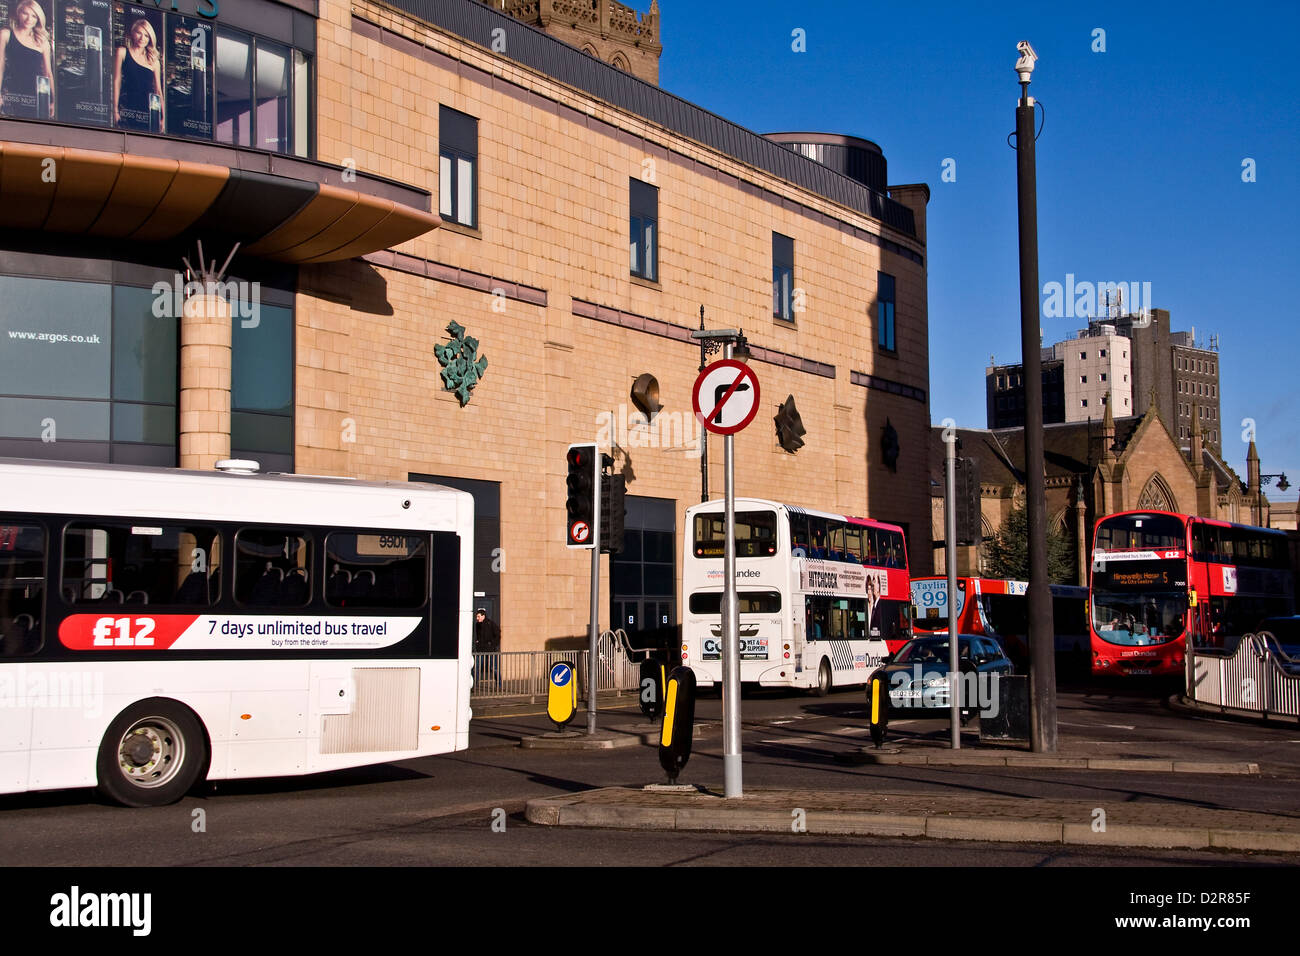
[439,106,478,228]
[1080,351,1086,360]
[1080,375,1087,384]
[876,272,896,352]
[772,233,794,320]
[1124,397,1129,406]
[1101,373,1107,382]
[630,178,658,281]
[1100,349,1107,357]
[1081,399,1088,408]
[215,27,310,157]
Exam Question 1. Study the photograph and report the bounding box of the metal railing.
[1186,631,1300,720]
[471,629,642,701]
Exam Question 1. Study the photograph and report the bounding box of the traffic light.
[954,456,981,546]
[565,443,599,549]
[601,473,626,554]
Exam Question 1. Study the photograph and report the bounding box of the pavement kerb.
[523,789,1300,853]
[845,751,1259,774]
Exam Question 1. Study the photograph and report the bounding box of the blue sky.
[657,0,1299,502]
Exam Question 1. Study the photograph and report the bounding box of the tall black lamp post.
[1013,41,1057,752]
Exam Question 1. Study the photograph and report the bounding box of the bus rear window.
[689,590,781,614]
[693,511,777,558]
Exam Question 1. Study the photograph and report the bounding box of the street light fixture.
[1262,473,1291,493]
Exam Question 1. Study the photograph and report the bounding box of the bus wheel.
[814,660,832,697]
[96,699,208,808]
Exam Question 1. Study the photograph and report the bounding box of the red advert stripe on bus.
[60,614,197,650]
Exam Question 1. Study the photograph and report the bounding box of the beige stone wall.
[296,0,931,649]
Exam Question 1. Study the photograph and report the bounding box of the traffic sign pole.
[722,340,742,799]
[691,344,758,800]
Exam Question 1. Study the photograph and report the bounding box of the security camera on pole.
[690,328,757,799]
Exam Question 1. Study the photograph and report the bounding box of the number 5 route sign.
[693,359,760,436]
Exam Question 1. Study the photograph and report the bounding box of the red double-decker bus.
[1089,511,1294,676]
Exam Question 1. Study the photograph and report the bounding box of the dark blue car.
[867,634,1014,719]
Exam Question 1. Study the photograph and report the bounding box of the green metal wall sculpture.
[435,320,488,406]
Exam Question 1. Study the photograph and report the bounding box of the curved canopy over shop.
[0,140,438,264]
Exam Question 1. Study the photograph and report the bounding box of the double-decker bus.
[681,498,911,695]
[0,457,473,806]
[910,577,1089,671]
[1089,510,1294,676]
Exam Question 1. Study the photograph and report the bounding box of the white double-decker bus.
[681,498,911,695]
[0,457,473,806]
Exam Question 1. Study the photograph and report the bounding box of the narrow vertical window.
[630,178,658,281]
[439,106,478,228]
[772,232,794,320]
[876,272,896,351]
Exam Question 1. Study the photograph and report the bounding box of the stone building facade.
[480,0,662,83]
[0,0,932,651]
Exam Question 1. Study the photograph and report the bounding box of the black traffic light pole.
[564,444,601,734]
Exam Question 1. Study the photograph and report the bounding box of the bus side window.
[325,532,429,609]
[1,522,44,657]
[236,529,312,608]
[844,526,863,564]
[809,519,828,559]
[789,514,809,556]
[828,523,845,562]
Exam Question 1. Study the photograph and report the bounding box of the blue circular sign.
[550,663,572,686]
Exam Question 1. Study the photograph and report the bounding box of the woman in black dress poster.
[112,10,161,130]
[0,0,56,118]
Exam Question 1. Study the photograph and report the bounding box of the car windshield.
[894,638,971,664]
[1091,591,1185,646]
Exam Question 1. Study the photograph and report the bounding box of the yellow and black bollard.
[867,668,890,748]
[658,666,696,782]
[547,661,577,732]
